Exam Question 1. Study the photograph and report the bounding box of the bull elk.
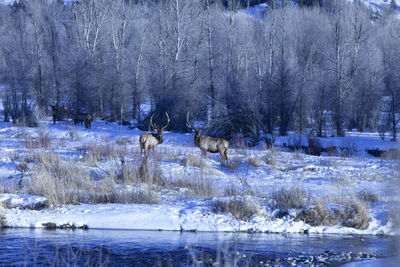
[186,112,228,162]
[139,112,170,156]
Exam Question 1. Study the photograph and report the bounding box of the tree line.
[0,0,399,142]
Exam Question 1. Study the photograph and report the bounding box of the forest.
[0,0,399,142]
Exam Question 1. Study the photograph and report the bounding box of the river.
[0,228,398,266]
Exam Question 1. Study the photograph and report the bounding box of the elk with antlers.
[186,112,229,161]
[139,112,170,156]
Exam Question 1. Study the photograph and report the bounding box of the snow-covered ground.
[0,118,399,236]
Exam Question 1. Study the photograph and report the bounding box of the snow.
[0,115,398,236]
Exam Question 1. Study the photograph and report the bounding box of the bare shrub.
[221,156,242,171]
[356,190,380,203]
[248,156,265,167]
[184,154,207,169]
[211,197,259,221]
[271,186,309,210]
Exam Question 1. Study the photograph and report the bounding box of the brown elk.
[139,112,170,156]
[84,114,93,129]
[186,112,229,161]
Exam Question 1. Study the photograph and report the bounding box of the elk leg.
[201,149,207,158]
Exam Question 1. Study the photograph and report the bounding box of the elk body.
[74,112,93,129]
[139,112,170,156]
[186,113,229,161]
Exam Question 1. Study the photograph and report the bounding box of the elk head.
[186,112,229,161]
[139,112,170,156]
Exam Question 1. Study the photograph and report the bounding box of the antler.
[186,112,210,131]
[203,115,211,130]
[186,112,194,130]
[161,112,170,130]
[150,112,170,131]
[149,114,157,130]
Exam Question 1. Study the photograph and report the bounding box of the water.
[0,228,398,266]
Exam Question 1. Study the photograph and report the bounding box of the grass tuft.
[271,186,309,210]
[211,197,259,221]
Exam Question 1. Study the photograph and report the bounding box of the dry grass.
[24,130,53,150]
[211,197,259,221]
[184,154,207,169]
[79,143,126,166]
[66,128,81,141]
[26,153,161,206]
[295,199,371,230]
[169,171,218,197]
[224,184,240,196]
[221,156,242,171]
[271,186,309,210]
[248,156,265,167]
[262,152,278,166]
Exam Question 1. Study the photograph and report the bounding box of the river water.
[0,228,398,266]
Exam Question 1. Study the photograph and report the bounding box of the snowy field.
[0,117,398,237]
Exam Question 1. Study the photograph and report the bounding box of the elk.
[186,112,229,161]
[139,112,170,156]
[51,105,68,124]
[84,114,93,129]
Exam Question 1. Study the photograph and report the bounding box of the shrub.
[211,197,259,221]
[271,186,309,210]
